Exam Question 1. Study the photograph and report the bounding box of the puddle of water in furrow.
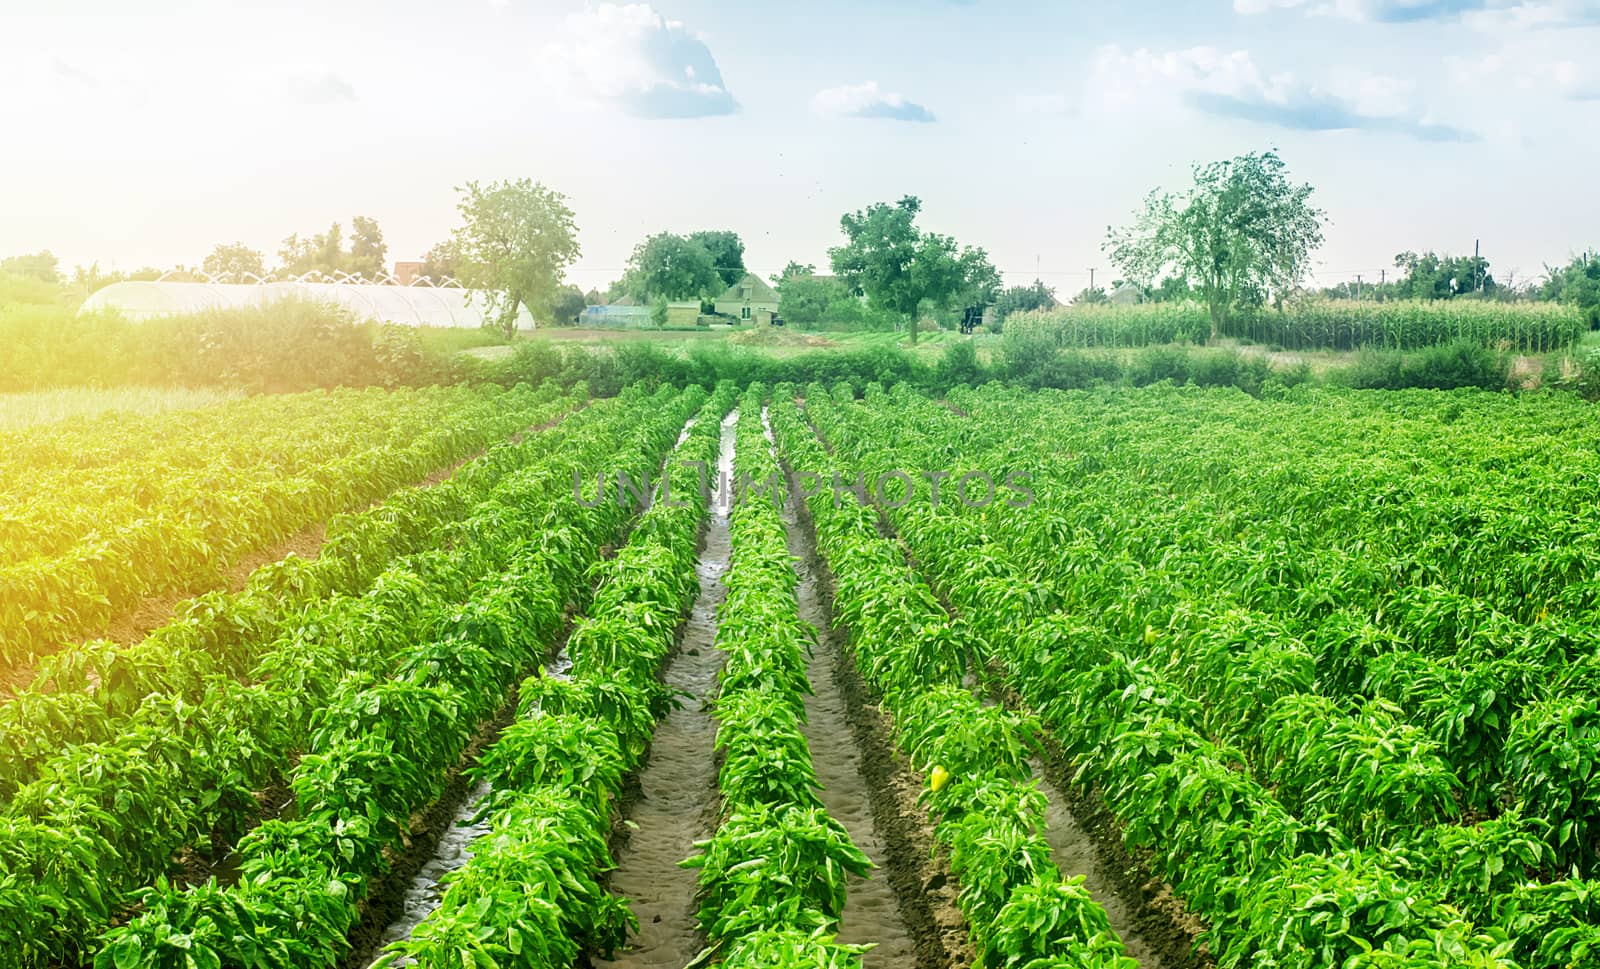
[767,406,918,969]
[363,415,698,967]
[1032,763,1165,969]
[593,409,738,969]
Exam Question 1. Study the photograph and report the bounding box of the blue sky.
[1,0,1596,294]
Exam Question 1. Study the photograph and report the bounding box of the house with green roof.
[713,272,780,324]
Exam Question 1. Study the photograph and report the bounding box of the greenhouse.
[78,280,532,329]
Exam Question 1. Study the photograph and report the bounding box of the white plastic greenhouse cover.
[78,281,534,329]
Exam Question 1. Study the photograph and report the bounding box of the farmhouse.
[714,272,780,323]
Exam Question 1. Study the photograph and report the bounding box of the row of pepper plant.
[1,386,691,968]
[768,388,1138,969]
[807,380,1595,968]
[679,388,874,968]
[949,382,1600,881]
[378,382,737,967]
[0,382,563,668]
[0,384,581,797]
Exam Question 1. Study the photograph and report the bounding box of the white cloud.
[812,81,936,122]
[287,71,357,105]
[542,3,737,119]
[1088,45,1475,140]
[1236,0,1600,24]
[1451,52,1600,98]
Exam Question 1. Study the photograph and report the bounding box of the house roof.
[717,272,779,304]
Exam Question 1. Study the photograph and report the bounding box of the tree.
[955,247,1002,311]
[776,273,851,328]
[1105,150,1325,338]
[1071,286,1109,305]
[276,217,388,279]
[278,223,346,277]
[419,240,460,282]
[552,283,587,326]
[349,216,387,278]
[452,178,581,339]
[688,230,746,289]
[829,196,983,345]
[201,242,266,279]
[1393,250,1496,299]
[772,261,816,285]
[992,279,1058,323]
[0,251,60,283]
[624,232,721,302]
[1149,275,1193,302]
[1542,251,1600,328]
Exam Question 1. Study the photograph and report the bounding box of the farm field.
[0,383,575,680]
[2,379,1598,969]
[0,387,245,432]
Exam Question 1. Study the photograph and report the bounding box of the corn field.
[1010,299,1586,352]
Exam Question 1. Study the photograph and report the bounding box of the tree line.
[6,154,1597,340]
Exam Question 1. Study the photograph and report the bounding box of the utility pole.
[1475,239,1482,293]
[1089,268,1095,292]
[1356,274,1363,301]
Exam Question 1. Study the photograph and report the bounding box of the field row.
[807,381,1599,967]
[0,383,576,669]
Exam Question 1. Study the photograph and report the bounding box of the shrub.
[1128,346,1190,386]
[1400,339,1507,391]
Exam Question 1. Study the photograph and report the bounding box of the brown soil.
[782,488,922,968]
[779,445,969,969]
[343,695,521,969]
[592,413,736,969]
[593,515,730,968]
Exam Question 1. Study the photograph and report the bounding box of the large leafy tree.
[201,242,266,279]
[1106,150,1325,338]
[452,178,581,338]
[1541,251,1600,329]
[688,230,747,289]
[348,216,388,278]
[1,251,61,283]
[624,232,721,302]
[419,240,460,282]
[1393,250,1496,299]
[276,217,387,278]
[829,196,989,344]
[992,279,1057,323]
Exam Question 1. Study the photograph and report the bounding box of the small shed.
[666,301,700,327]
[713,272,780,322]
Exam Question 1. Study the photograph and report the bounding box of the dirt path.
[592,411,737,969]
[1031,761,1174,968]
[769,408,966,969]
[781,497,920,967]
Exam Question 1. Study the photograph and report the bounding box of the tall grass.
[1008,299,1586,353]
[0,297,470,393]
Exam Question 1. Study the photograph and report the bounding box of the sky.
[1,0,1597,294]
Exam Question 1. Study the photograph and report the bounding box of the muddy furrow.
[592,411,737,969]
[1033,761,1170,969]
[769,408,963,969]
[781,499,919,967]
